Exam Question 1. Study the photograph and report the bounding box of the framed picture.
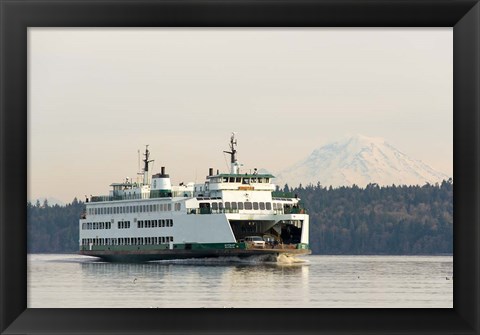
[1,0,478,334]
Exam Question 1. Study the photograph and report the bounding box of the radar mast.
[142,145,154,185]
[223,133,239,174]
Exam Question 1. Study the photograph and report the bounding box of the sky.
[28,28,453,204]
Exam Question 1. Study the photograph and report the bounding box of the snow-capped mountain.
[274,135,450,188]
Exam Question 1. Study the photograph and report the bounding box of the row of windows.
[137,219,173,228]
[118,221,131,229]
[81,236,174,246]
[210,177,270,184]
[88,202,180,216]
[204,202,285,211]
[81,219,174,230]
[82,222,112,230]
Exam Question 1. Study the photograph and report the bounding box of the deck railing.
[90,191,194,202]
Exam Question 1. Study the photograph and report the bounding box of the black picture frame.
[1,0,479,334]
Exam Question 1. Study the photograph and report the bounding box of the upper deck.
[90,173,277,203]
[207,173,276,191]
[87,134,290,204]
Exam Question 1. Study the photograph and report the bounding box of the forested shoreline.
[27,199,84,253]
[27,180,452,255]
[288,180,452,255]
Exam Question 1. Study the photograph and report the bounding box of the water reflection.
[77,256,310,307]
[28,254,452,308]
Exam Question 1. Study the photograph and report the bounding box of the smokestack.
[161,166,165,175]
[209,168,213,176]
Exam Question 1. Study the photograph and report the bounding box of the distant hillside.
[275,135,449,188]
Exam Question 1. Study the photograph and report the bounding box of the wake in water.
[276,253,309,265]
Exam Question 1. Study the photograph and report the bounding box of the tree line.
[27,180,452,255]
[27,198,84,253]
[285,179,452,255]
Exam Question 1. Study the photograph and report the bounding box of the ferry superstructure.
[79,134,310,262]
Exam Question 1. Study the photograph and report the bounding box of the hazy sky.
[28,28,453,203]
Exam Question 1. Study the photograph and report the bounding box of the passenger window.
[244,202,252,210]
[266,202,272,210]
[237,202,244,210]
[225,202,230,209]
[253,202,259,210]
[212,202,218,210]
[231,202,237,210]
[260,202,265,210]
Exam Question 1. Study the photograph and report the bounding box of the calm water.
[27,254,452,308]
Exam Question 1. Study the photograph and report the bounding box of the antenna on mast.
[142,145,154,185]
[223,132,239,174]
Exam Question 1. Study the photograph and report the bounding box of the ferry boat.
[79,134,310,262]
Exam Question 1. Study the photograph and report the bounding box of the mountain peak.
[346,134,384,142]
[313,134,385,152]
[275,135,449,188]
